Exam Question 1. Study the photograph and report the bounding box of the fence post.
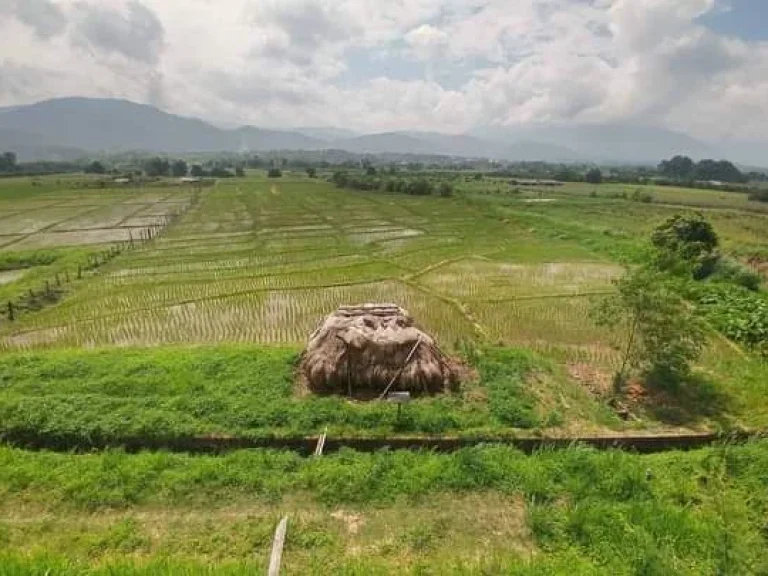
[7,301,13,322]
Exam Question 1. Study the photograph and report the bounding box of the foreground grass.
[0,442,767,574]
[0,345,619,445]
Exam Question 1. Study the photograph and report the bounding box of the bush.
[710,259,762,291]
[631,188,653,203]
[748,189,768,203]
[268,168,283,178]
[438,182,454,197]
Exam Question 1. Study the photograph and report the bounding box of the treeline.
[84,158,246,179]
[658,155,749,184]
[331,171,454,197]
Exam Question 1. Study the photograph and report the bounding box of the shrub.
[438,182,454,197]
[268,168,283,178]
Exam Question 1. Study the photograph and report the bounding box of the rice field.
[0,175,624,368]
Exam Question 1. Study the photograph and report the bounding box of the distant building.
[180,177,201,183]
[113,178,131,185]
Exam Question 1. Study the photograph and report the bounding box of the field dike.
[3,429,762,455]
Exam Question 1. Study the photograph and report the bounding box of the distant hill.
[472,124,719,164]
[0,97,759,165]
[0,98,325,159]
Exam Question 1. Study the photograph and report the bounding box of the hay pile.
[300,304,459,396]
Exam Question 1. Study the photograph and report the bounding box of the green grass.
[0,441,766,573]
[0,345,618,443]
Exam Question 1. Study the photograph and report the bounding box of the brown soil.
[566,363,613,398]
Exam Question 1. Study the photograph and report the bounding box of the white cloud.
[0,0,766,143]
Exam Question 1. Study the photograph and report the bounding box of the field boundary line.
[3,431,762,455]
[401,278,490,340]
[472,290,614,304]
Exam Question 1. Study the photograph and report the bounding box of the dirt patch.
[566,363,613,398]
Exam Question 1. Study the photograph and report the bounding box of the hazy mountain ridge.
[0,97,762,165]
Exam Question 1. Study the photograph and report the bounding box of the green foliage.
[748,189,768,203]
[267,168,283,178]
[0,151,17,173]
[659,155,746,184]
[171,160,188,178]
[0,346,552,445]
[1,442,768,572]
[585,168,602,184]
[651,213,720,279]
[710,258,762,291]
[630,188,653,203]
[143,157,170,177]
[438,182,454,197]
[0,251,58,272]
[595,268,705,389]
[690,283,768,355]
[306,167,317,178]
[659,155,695,180]
[478,348,539,427]
[85,161,107,175]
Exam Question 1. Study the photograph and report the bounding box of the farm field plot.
[1,176,618,361]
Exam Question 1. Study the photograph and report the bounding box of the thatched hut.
[300,304,459,396]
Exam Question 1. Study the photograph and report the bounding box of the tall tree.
[585,168,603,184]
[658,155,695,180]
[652,214,720,278]
[594,267,705,390]
[171,160,188,177]
[144,157,170,177]
[0,151,17,172]
[85,161,106,175]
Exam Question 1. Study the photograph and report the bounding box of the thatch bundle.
[300,304,459,396]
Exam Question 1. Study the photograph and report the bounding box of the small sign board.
[386,391,411,404]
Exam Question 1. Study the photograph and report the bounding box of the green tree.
[306,167,317,178]
[438,182,454,197]
[171,160,188,177]
[658,155,695,180]
[594,268,705,391]
[268,168,283,178]
[585,168,603,184]
[235,166,245,177]
[332,171,348,188]
[652,214,720,279]
[0,151,17,172]
[190,165,205,178]
[144,157,170,177]
[694,159,745,183]
[85,160,106,175]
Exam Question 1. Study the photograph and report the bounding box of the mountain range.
[0,97,764,166]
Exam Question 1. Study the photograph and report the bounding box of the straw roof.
[300,304,459,396]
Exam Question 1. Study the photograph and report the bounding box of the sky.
[0,0,767,145]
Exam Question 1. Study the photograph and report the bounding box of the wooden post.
[55,273,61,287]
[7,301,13,322]
[268,517,288,576]
[65,270,70,283]
[77,265,82,280]
[45,281,51,295]
[314,427,327,457]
